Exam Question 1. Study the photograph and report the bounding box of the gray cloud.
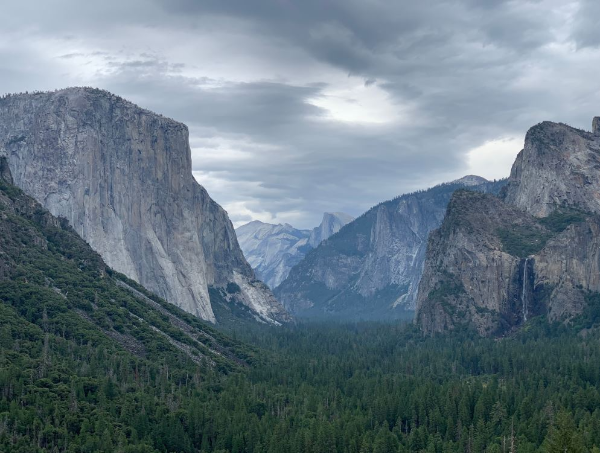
[0,0,599,228]
[572,0,600,48]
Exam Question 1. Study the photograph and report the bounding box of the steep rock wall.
[417,119,600,335]
[0,88,288,324]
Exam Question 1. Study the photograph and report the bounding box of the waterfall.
[522,258,529,322]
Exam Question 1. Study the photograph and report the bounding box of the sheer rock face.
[416,192,522,335]
[236,212,354,289]
[308,212,355,248]
[275,178,505,320]
[533,218,600,320]
[502,121,600,217]
[417,119,600,336]
[0,88,289,324]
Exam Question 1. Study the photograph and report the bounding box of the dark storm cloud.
[0,0,599,228]
[159,0,555,68]
[149,0,594,144]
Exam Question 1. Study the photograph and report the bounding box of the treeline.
[0,87,123,101]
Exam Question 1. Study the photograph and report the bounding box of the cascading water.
[522,258,529,322]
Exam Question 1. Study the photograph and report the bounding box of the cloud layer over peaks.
[1,0,599,228]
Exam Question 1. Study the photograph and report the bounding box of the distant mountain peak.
[236,212,354,289]
[309,212,355,248]
[451,175,489,186]
[322,212,355,223]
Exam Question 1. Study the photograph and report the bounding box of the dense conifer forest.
[4,308,600,452]
[2,161,600,452]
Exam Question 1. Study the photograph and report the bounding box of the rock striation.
[416,119,600,336]
[275,177,505,320]
[0,88,289,324]
[236,212,354,289]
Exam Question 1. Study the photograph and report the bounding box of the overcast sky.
[1,0,599,228]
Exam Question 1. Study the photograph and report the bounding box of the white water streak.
[522,258,529,322]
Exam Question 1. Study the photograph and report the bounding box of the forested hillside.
[0,159,254,452]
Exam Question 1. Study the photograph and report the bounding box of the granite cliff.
[503,120,600,216]
[275,177,505,320]
[0,88,289,325]
[236,212,353,289]
[416,118,600,335]
[308,212,355,248]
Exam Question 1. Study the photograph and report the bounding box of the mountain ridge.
[275,176,506,320]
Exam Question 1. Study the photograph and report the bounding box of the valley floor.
[3,312,600,452]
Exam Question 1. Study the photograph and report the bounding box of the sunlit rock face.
[0,87,289,325]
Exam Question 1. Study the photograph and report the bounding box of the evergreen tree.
[542,411,585,453]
